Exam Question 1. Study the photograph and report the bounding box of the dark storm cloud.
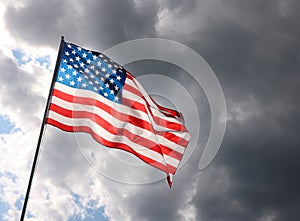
[193,111,300,221]
[177,0,300,220]
[4,0,160,49]
[187,0,300,106]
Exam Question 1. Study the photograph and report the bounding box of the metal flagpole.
[20,36,65,221]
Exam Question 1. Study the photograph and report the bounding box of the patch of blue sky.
[0,172,17,183]
[12,49,30,65]
[68,193,109,221]
[35,55,51,69]
[68,206,109,221]
[0,173,10,221]
[15,196,24,210]
[12,48,51,69]
[0,115,20,134]
[0,201,9,221]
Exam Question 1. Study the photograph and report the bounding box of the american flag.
[46,42,191,187]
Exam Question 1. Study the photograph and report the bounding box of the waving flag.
[46,42,191,187]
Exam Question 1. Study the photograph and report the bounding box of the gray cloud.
[5,0,160,49]
[0,52,44,129]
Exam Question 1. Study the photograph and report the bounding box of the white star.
[76,56,80,61]
[112,70,117,74]
[70,81,75,86]
[87,59,91,64]
[100,77,105,82]
[72,50,76,55]
[85,68,90,73]
[67,44,71,48]
[67,65,72,69]
[110,90,114,94]
[58,76,63,82]
[99,54,103,58]
[63,59,67,63]
[95,70,99,75]
[60,67,66,72]
[97,61,102,66]
[101,67,106,72]
[110,79,114,83]
[114,97,119,101]
[104,59,108,63]
[115,85,119,91]
[80,62,84,67]
[65,74,70,79]
[104,92,108,97]
[65,51,70,56]
[116,75,121,81]
[105,73,110,78]
[100,86,104,90]
[108,64,112,68]
[72,71,77,76]
[90,65,95,70]
[95,80,99,85]
[69,58,74,62]
[84,75,89,79]
[93,55,97,60]
[82,83,87,88]
[77,77,82,82]
[105,83,109,88]
[90,75,95,79]
[89,81,93,85]
[77,47,82,51]
[82,53,87,58]
[74,64,79,68]
[93,87,97,91]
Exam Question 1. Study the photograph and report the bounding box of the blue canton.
[56,42,126,103]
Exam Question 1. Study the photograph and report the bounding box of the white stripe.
[48,110,168,166]
[51,96,186,155]
[164,155,180,168]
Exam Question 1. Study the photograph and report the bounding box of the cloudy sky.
[1,0,300,220]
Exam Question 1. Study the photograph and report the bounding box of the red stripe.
[167,164,177,175]
[126,72,135,80]
[46,118,169,173]
[160,145,183,161]
[52,89,188,143]
[49,103,169,157]
[161,131,189,147]
[149,96,181,118]
[122,97,147,113]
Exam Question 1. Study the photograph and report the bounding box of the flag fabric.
[46,41,191,187]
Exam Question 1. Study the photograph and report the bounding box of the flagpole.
[20,36,65,221]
